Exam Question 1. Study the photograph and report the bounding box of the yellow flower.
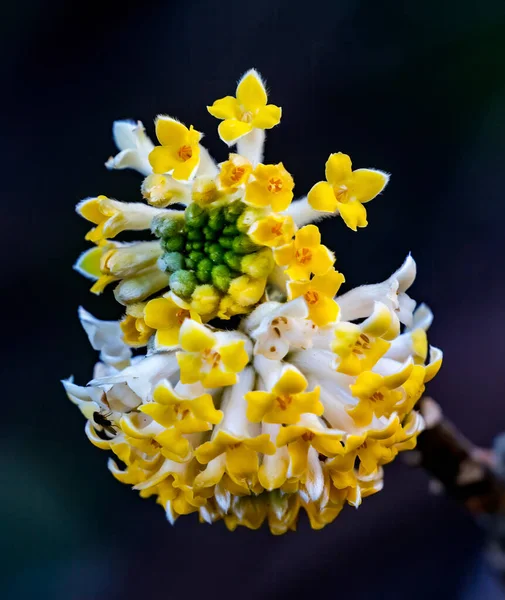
[144,292,201,349]
[287,269,344,326]
[274,225,334,280]
[148,116,202,181]
[207,69,282,145]
[176,320,250,388]
[244,163,294,212]
[348,364,413,427]
[331,302,395,375]
[141,173,190,208]
[245,366,323,424]
[227,275,267,307]
[141,380,223,434]
[120,303,154,347]
[308,152,389,231]
[276,416,345,458]
[344,418,403,474]
[195,430,275,487]
[248,213,296,248]
[217,154,253,192]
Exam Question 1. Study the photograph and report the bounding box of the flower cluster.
[66,69,442,533]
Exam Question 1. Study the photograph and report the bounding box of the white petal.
[78,307,131,368]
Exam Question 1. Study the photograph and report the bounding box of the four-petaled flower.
[245,365,323,424]
[217,154,253,192]
[287,269,345,326]
[248,213,296,248]
[141,380,223,434]
[144,292,201,349]
[149,116,202,181]
[348,364,413,426]
[331,301,395,375]
[207,69,282,145]
[308,152,389,231]
[244,163,294,212]
[274,225,334,280]
[176,320,250,388]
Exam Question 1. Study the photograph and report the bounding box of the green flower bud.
[208,207,226,231]
[224,201,244,223]
[185,242,193,252]
[203,241,213,254]
[189,251,205,263]
[196,257,213,283]
[212,264,232,293]
[191,241,204,250]
[151,213,184,238]
[161,234,185,252]
[187,229,203,241]
[237,208,264,233]
[219,236,234,250]
[203,225,218,240]
[159,251,185,273]
[185,258,196,269]
[223,223,239,236]
[185,202,207,228]
[232,234,259,254]
[208,243,226,264]
[224,251,242,272]
[241,248,275,278]
[169,269,197,298]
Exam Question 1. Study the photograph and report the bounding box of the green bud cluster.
[151,202,274,300]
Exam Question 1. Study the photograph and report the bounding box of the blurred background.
[3,0,505,598]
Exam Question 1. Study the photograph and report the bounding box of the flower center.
[241,111,253,123]
[175,309,190,325]
[271,222,283,237]
[174,404,190,420]
[178,145,193,161]
[333,184,348,203]
[202,348,221,369]
[369,391,384,403]
[304,290,319,305]
[352,333,371,355]
[267,177,283,193]
[230,166,246,183]
[302,431,315,442]
[295,247,312,264]
[276,394,293,410]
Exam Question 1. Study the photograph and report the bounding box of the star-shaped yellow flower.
[207,69,282,145]
[243,163,294,212]
[176,320,250,388]
[120,303,154,347]
[149,116,202,181]
[245,366,323,424]
[308,152,389,231]
[274,225,334,280]
[140,380,223,434]
[217,154,253,192]
[287,268,344,326]
[348,364,413,426]
[144,292,201,349]
[248,213,296,248]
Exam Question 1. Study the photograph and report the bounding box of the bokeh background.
[3,1,505,598]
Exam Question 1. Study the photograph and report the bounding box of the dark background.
[3,1,505,598]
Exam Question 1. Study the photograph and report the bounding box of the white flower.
[105,120,154,175]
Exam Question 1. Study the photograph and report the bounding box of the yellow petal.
[176,352,202,384]
[207,96,240,120]
[236,70,267,111]
[309,296,339,327]
[351,169,388,203]
[155,116,189,147]
[274,367,307,395]
[307,181,337,212]
[252,104,282,129]
[74,246,103,280]
[219,340,249,373]
[311,246,335,276]
[325,152,352,185]
[245,391,274,422]
[273,242,295,266]
[144,298,176,329]
[179,320,215,352]
[337,200,368,231]
[202,368,238,389]
[172,149,200,182]
[218,119,253,144]
[225,444,259,480]
[295,224,321,248]
[156,327,180,348]
[311,269,345,297]
[149,146,179,175]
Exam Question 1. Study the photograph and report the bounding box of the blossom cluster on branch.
[64,70,442,533]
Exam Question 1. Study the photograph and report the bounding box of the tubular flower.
[308,152,389,231]
[244,163,294,212]
[65,69,443,533]
[207,69,282,145]
[149,116,202,181]
[274,224,334,280]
